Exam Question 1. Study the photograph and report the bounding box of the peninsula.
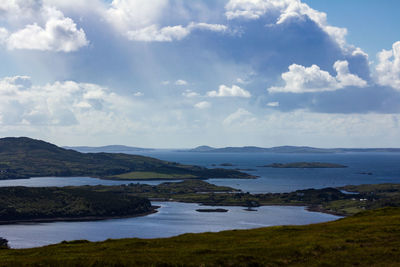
[0,137,253,180]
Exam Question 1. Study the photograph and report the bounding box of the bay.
[0,151,398,249]
[0,202,340,249]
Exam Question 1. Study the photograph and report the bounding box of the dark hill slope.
[0,137,251,180]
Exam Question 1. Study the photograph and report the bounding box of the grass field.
[0,207,399,266]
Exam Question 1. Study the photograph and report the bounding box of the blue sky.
[0,0,399,148]
[304,0,400,58]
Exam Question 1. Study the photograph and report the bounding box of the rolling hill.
[0,137,252,180]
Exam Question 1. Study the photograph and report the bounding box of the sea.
[0,151,399,248]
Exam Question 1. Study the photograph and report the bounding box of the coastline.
[0,206,160,225]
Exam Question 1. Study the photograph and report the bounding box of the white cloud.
[183,90,200,98]
[106,0,168,32]
[236,78,246,84]
[0,0,42,23]
[127,24,190,42]
[268,60,367,93]
[223,108,254,126]
[333,60,367,87]
[228,109,400,145]
[6,7,88,52]
[175,79,188,86]
[0,76,128,126]
[43,0,104,14]
[0,28,8,44]
[133,92,144,97]
[267,101,279,107]
[161,81,170,85]
[207,84,251,98]
[1,4,88,52]
[375,41,400,90]
[194,101,211,109]
[225,0,349,50]
[126,22,227,42]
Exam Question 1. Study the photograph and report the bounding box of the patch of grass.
[0,207,399,266]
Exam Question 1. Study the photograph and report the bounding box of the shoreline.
[0,206,160,225]
[151,199,347,217]
[0,174,258,182]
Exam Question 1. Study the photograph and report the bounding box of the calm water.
[0,151,398,248]
[137,151,400,193]
[2,151,398,193]
[0,202,340,248]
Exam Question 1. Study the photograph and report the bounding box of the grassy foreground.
[0,207,399,266]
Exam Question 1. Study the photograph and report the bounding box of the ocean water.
[1,152,399,193]
[136,151,400,193]
[0,202,340,248]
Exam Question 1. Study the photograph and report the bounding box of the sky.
[0,0,400,148]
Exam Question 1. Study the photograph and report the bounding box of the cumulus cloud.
[236,78,247,84]
[0,0,42,23]
[207,84,251,98]
[6,7,88,52]
[376,41,400,90]
[0,3,88,52]
[225,0,348,49]
[175,79,188,86]
[267,101,279,107]
[0,76,127,126]
[268,60,367,93]
[106,0,168,32]
[133,92,144,97]
[105,0,227,42]
[126,22,227,42]
[183,90,200,98]
[334,60,367,87]
[194,101,211,109]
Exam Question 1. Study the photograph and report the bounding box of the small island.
[196,208,228,213]
[219,163,236,167]
[260,162,347,168]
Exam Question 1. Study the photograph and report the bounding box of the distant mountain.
[0,137,253,180]
[186,145,400,153]
[64,145,154,153]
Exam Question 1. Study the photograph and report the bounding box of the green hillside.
[0,207,399,266]
[0,137,252,180]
